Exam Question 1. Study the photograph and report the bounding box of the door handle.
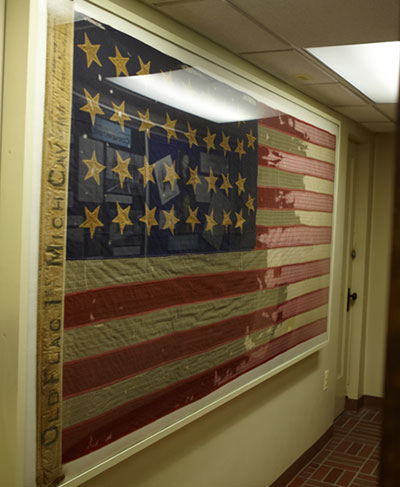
[346,288,358,312]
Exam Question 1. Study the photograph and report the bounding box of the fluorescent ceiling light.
[108,68,274,123]
[307,42,400,103]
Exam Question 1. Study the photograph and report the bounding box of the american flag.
[62,14,336,463]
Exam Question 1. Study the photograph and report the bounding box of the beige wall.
[363,134,396,397]
[0,1,391,487]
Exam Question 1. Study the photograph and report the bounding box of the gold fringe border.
[36,1,74,485]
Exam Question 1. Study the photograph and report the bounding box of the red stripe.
[257,187,333,212]
[62,318,327,463]
[261,258,330,289]
[64,259,329,330]
[258,144,335,181]
[64,270,260,329]
[259,115,336,150]
[63,288,329,397]
[293,118,336,149]
[255,225,332,250]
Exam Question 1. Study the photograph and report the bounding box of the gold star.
[205,168,218,193]
[112,151,132,188]
[78,32,102,68]
[235,138,246,160]
[139,203,158,235]
[245,193,255,213]
[186,206,200,232]
[222,209,232,232]
[112,201,133,235]
[235,173,246,195]
[219,131,231,157]
[203,127,216,153]
[79,205,103,238]
[110,100,131,132]
[138,108,155,138]
[160,69,173,82]
[235,209,246,233]
[184,122,198,148]
[82,151,105,185]
[204,209,217,235]
[220,173,233,196]
[136,56,151,75]
[186,166,201,193]
[162,112,177,143]
[138,156,155,187]
[109,45,129,77]
[163,161,180,190]
[246,128,257,150]
[162,205,180,235]
[80,88,104,125]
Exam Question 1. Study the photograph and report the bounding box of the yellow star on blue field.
[139,203,158,235]
[220,173,233,196]
[138,156,155,187]
[222,209,232,232]
[78,33,102,68]
[235,138,246,160]
[162,112,178,143]
[246,128,257,150]
[80,88,104,125]
[245,193,255,213]
[136,56,151,75]
[163,161,180,190]
[138,108,155,138]
[112,151,132,188]
[235,173,246,195]
[186,206,200,232]
[184,122,198,148]
[109,46,129,77]
[79,205,103,238]
[186,166,201,193]
[204,209,218,235]
[219,131,231,157]
[162,205,180,235]
[112,201,133,235]
[205,168,218,193]
[82,151,105,185]
[110,100,131,132]
[235,209,246,234]
[203,127,216,153]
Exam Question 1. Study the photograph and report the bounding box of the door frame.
[334,137,374,416]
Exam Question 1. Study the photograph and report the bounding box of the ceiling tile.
[242,50,336,84]
[376,103,398,121]
[299,83,367,107]
[153,0,289,53]
[335,106,390,122]
[229,0,399,47]
[361,122,397,133]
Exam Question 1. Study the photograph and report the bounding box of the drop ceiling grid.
[139,0,397,130]
[145,0,290,53]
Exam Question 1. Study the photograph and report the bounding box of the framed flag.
[35,0,339,485]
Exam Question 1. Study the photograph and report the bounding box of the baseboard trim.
[271,425,334,487]
[345,394,384,411]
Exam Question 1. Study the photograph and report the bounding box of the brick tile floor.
[285,407,382,486]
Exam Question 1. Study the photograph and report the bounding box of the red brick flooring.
[285,407,382,486]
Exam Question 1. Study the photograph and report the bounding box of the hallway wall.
[0,1,389,487]
[364,134,396,397]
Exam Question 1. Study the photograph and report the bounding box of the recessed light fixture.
[307,41,400,103]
